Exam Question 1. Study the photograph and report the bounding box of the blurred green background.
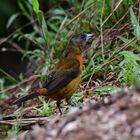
[0,0,62,83]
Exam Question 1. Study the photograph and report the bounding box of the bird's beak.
[85,34,94,42]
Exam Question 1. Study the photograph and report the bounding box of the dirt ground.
[1,88,139,140]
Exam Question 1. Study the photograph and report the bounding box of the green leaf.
[82,58,95,81]
[19,33,40,46]
[37,10,44,23]
[29,0,39,13]
[0,93,8,100]
[48,9,66,16]
[0,78,5,90]
[18,0,28,16]
[130,8,140,36]
[0,68,17,84]
[95,86,118,92]
[36,97,54,116]
[6,13,21,28]
[22,49,44,60]
[29,0,48,44]
[85,0,94,7]
[120,51,140,67]
[72,92,83,105]
[118,36,135,46]
[118,36,140,51]
[37,10,48,43]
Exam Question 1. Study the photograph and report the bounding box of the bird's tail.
[13,92,39,105]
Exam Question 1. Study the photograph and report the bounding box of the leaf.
[37,10,44,23]
[130,8,140,36]
[5,76,17,84]
[29,0,39,13]
[18,33,38,45]
[82,57,95,81]
[72,92,83,105]
[123,0,133,9]
[85,0,94,7]
[95,86,118,92]
[41,62,49,75]
[18,0,28,16]
[0,68,17,84]
[29,0,48,44]
[118,36,134,46]
[0,93,8,100]
[37,10,48,43]
[120,51,140,67]
[0,78,5,90]
[6,13,21,28]
[118,36,140,51]
[48,9,66,16]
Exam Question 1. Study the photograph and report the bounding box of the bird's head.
[63,33,94,58]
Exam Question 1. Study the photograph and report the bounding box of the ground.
[1,85,140,140]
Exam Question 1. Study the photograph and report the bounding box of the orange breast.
[75,54,83,70]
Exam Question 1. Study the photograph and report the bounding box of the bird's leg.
[56,100,62,115]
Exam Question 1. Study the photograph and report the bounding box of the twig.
[60,2,94,31]
[101,0,123,27]
[0,117,50,126]
[0,75,40,93]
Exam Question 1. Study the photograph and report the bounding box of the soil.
[2,88,140,140]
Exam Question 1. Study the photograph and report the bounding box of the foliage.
[34,97,54,116]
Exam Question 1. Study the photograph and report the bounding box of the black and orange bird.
[13,33,93,114]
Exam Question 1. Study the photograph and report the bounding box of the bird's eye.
[81,34,85,39]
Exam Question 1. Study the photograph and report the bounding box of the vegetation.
[0,0,140,138]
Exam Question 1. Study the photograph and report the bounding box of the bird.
[13,33,93,114]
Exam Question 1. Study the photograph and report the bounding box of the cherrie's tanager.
[13,33,93,114]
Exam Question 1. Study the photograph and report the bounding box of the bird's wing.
[45,62,80,95]
[43,70,57,87]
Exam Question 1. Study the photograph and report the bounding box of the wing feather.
[46,62,80,95]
